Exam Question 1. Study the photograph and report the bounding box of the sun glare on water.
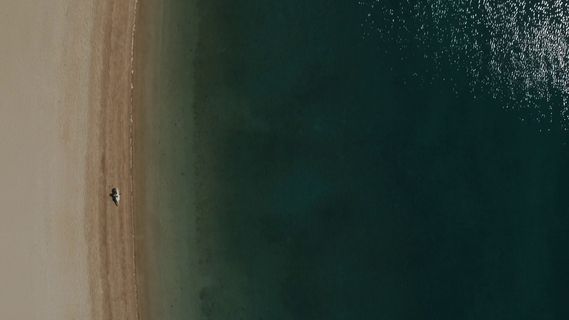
[358,0,569,131]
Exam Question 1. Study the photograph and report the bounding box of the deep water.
[139,0,569,319]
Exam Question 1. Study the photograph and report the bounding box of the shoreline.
[129,0,140,319]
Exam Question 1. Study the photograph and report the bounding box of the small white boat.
[111,188,120,206]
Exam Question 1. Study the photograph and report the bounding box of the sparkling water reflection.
[358,0,569,131]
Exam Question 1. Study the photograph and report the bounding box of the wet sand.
[84,0,139,319]
[0,0,138,318]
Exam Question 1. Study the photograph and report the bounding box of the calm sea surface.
[138,0,569,319]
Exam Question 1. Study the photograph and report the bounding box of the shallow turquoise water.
[139,0,569,319]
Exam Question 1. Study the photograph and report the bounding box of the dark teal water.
[140,0,569,319]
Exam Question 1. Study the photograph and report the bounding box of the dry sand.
[0,0,138,319]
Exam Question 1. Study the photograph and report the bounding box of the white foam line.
[127,0,140,318]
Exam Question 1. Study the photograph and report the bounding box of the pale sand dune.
[0,0,138,319]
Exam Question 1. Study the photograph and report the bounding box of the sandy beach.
[0,0,138,318]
